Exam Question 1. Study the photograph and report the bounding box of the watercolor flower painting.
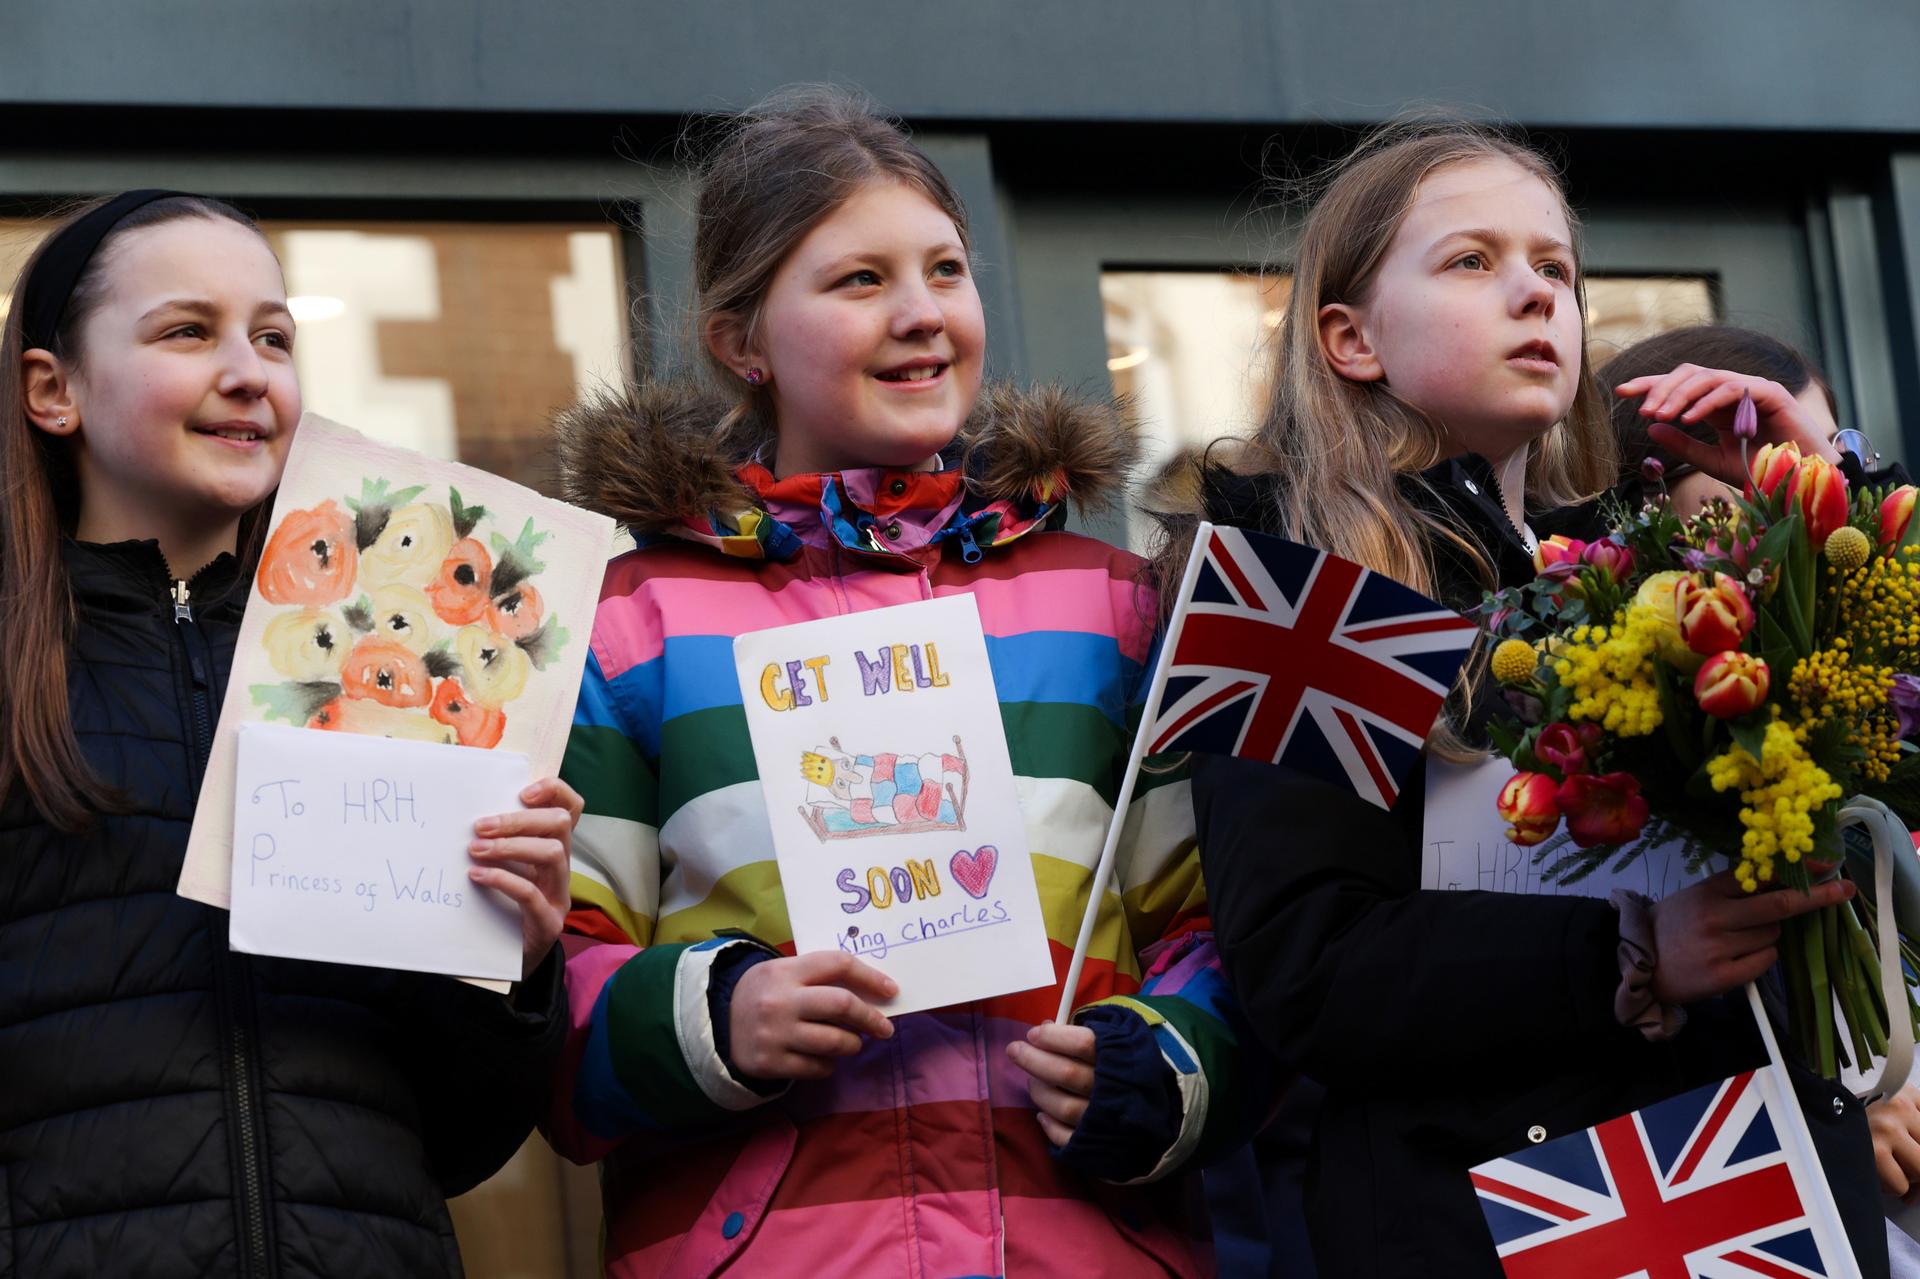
[251,478,569,749]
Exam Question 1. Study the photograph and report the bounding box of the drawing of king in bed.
[798,736,969,841]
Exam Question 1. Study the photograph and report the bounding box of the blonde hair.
[688,85,972,459]
[1258,118,1612,586]
[1158,117,1616,756]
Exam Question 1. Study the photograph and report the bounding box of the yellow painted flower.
[358,502,455,590]
[455,625,531,708]
[261,607,349,682]
[367,584,436,655]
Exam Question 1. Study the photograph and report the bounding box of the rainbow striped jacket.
[546,385,1248,1278]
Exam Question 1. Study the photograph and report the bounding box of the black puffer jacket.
[1193,458,1889,1278]
[0,539,565,1279]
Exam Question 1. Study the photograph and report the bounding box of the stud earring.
[56,416,69,428]
[744,368,765,386]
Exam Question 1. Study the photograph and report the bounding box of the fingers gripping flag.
[1148,523,1478,809]
[1470,1069,1850,1279]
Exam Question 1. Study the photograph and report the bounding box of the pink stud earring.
[743,368,765,386]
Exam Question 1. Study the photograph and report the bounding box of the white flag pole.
[1054,522,1214,1025]
[1743,981,1866,1279]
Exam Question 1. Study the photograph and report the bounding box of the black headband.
[20,189,193,351]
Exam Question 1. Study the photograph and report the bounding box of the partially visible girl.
[1604,322,1920,1275]
[544,89,1250,1277]
[1,191,580,1278]
[1604,323,1850,515]
[1167,124,1889,1276]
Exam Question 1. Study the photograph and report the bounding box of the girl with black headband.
[0,191,579,1278]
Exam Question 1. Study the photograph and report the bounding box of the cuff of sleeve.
[1565,897,1644,1040]
[708,941,786,1097]
[1058,999,1203,1185]
[676,936,789,1113]
[507,941,566,1023]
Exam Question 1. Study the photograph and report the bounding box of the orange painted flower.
[487,582,544,640]
[430,677,506,749]
[309,697,455,742]
[258,499,357,606]
[428,538,493,626]
[340,637,432,708]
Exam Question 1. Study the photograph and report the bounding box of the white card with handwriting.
[1422,754,1698,901]
[228,722,527,979]
[733,594,1053,1015]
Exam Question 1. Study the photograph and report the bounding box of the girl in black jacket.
[0,192,580,1278]
[1167,122,1887,1276]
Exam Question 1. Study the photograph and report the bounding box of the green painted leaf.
[250,681,341,725]
[449,485,488,540]
[517,618,571,670]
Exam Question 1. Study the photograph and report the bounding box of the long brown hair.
[687,84,972,458]
[1154,118,1617,755]
[2,193,269,831]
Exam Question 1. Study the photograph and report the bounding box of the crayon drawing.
[798,736,969,841]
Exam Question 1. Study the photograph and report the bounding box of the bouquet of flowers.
[1482,396,1920,1079]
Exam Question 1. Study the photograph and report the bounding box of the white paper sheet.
[1422,754,1698,901]
[229,722,528,980]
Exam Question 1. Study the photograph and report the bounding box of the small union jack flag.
[1148,523,1478,809]
[1470,1069,1846,1279]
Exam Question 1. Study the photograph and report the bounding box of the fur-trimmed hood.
[554,380,1139,560]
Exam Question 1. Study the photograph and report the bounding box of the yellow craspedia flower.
[1491,638,1537,685]
[1824,524,1871,570]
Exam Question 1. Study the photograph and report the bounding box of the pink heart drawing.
[949,845,998,899]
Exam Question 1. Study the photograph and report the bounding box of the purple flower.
[1640,457,1666,483]
[1733,392,1758,441]
[1502,687,1547,726]
[1682,548,1711,571]
[1892,674,1920,739]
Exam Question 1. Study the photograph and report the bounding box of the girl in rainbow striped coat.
[543,88,1251,1278]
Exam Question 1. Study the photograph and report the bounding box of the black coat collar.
[1202,454,1606,602]
[61,537,248,620]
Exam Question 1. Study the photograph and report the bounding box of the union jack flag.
[1147,523,1478,809]
[1470,1069,1846,1279]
